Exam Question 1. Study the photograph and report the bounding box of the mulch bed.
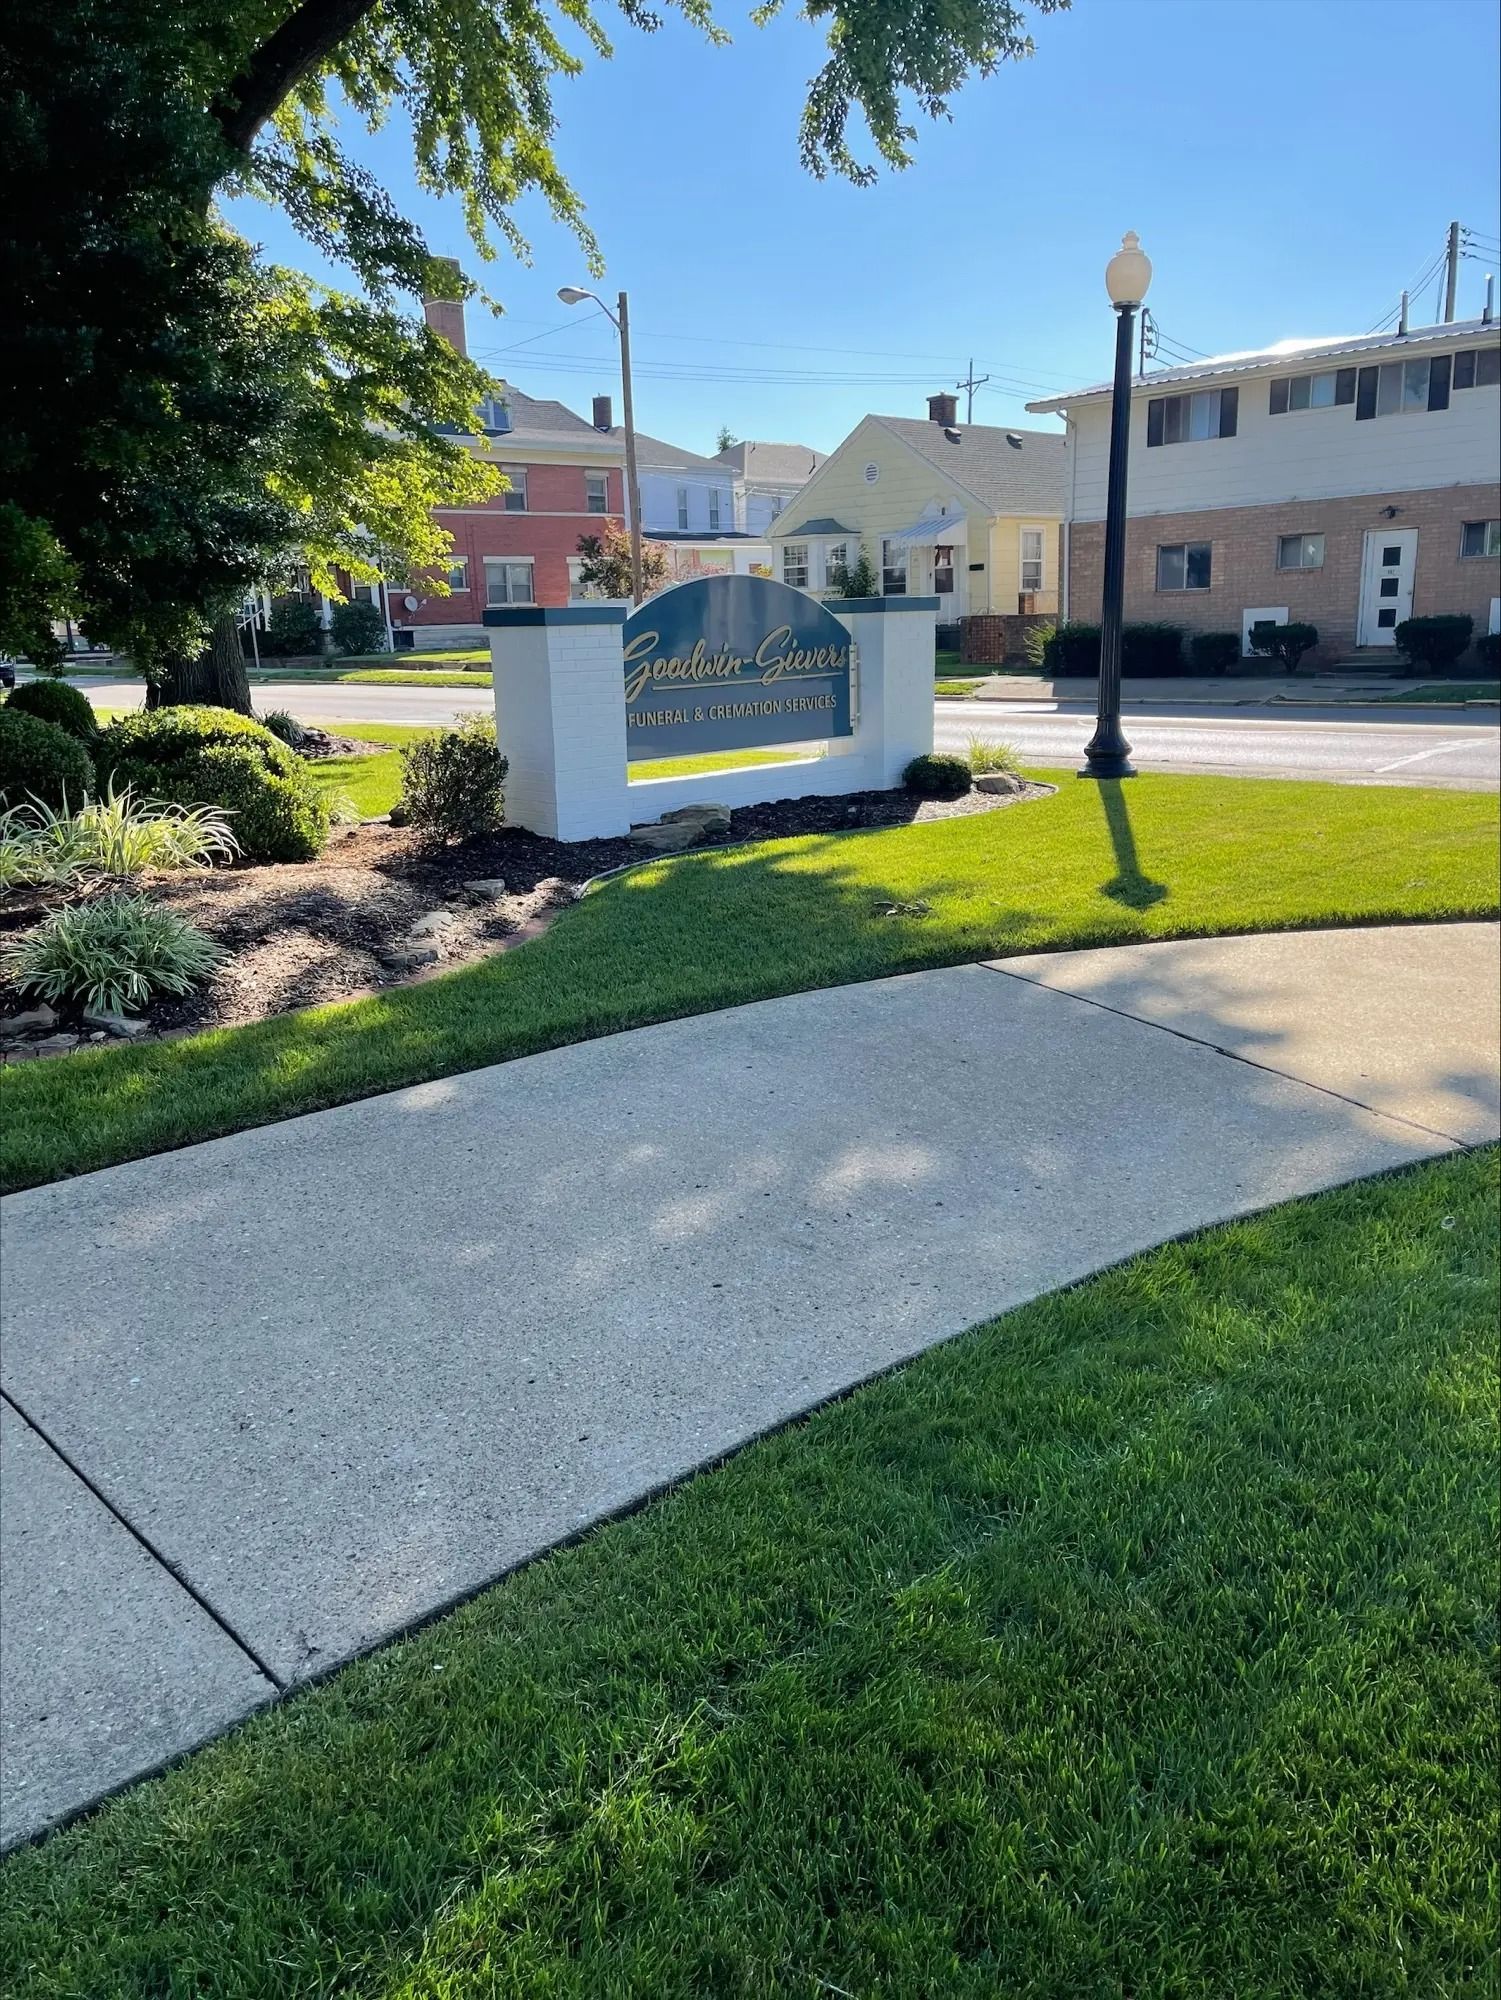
[0,778,1050,1053]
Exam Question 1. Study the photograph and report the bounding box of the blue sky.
[225,0,1501,457]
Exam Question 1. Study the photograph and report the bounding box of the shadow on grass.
[1095,779,1169,909]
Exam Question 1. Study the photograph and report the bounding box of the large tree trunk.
[156,611,253,713]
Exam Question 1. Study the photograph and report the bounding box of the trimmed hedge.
[1188,631,1242,674]
[1474,631,1500,674]
[6,678,96,740]
[902,753,971,800]
[1247,621,1318,673]
[0,708,96,811]
[1041,623,1186,676]
[1395,614,1474,674]
[95,705,329,862]
[330,599,387,656]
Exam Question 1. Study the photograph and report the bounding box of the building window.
[708,489,721,531]
[1146,386,1238,446]
[1460,519,1501,558]
[567,557,601,601]
[781,543,809,589]
[585,472,608,515]
[1020,527,1044,593]
[934,545,956,595]
[501,466,528,511]
[446,559,469,591]
[1276,533,1324,571]
[677,487,689,531]
[824,543,848,589]
[1452,347,1501,391]
[484,558,534,606]
[1355,355,1451,419]
[881,539,908,595]
[1156,542,1212,591]
[1269,369,1356,414]
[350,581,378,605]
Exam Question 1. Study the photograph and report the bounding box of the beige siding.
[987,516,1060,614]
[1064,332,1501,522]
[771,416,977,558]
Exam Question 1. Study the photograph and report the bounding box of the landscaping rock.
[461,878,508,902]
[408,910,458,938]
[973,771,1025,795]
[31,1034,79,1057]
[377,942,441,971]
[661,801,731,833]
[628,822,699,854]
[80,1009,151,1039]
[0,1004,58,1035]
[387,803,411,827]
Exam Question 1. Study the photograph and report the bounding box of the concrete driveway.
[2,922,1496,1846]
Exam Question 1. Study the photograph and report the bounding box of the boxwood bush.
[1188,631,1242,674]
[1247,621,1319,673]
[1474,631,1500,674]
[95,706,329,862]
[330,599,388,656]
[1394,614,1474,674]
[1040,623,1186,675]
[397,716,507,844]
[902,753,971,800]
[5,678,97,740]
[1041,622,1100,675]
[0,708,96,811]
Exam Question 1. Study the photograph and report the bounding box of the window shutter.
[1334,368,1357,405]
[1427,355,1452,411]
[1146,399,1164,447]
[1453,349,1476,390]
[1218,386,1238,437]
[1355,367,1378,420]
[1269,378,1289,415]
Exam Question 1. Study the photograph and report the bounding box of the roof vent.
[943,426,962,444]
[1005,432,1024,448]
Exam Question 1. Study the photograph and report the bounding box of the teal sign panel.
[622,576,853,760]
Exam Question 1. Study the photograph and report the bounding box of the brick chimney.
[422,257,467,356]
[927,391,958,427]
[592,394,613,431]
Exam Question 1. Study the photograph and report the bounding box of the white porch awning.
[883,511,966,549]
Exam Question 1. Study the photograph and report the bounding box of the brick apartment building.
[1028,315,1501,662]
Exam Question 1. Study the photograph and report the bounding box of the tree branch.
[211,0,377,154]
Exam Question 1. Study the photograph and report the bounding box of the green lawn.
[935,679,982,698]
[3,1149,1494,1997]
[251,666,492,688]
[629,745,820,782]
[1379,683,1501,705]
[1,772,1495,1192]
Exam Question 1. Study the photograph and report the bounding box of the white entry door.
[1357,528,1417,646]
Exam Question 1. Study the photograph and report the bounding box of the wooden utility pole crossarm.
[211,0,377,154]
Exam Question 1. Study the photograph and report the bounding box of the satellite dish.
[403,594,419,612]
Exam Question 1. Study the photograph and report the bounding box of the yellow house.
[766,395,1065,623]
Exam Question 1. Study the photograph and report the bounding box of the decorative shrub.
[260,708,308,749]
[833,546,879,597]
[262,598,325,657]
[0,782,237,887]
[330,599,387,656]
[1474,631,1500,674]
[902,753,971,800]
[1394,614,1474,673]
[0,707,95,812]
[1041,622,1100,675]
[1023,620,1054,668]
[397,716,507,843]
[965,734,1020,776]
[2,893,226,1014]
[95,706,329,862]
[6,677,96,740]
[1188,631,1242,674]
[1247,620,1319,673]
[1121,624,1185,675]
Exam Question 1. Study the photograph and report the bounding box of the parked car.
[0,660,16,689]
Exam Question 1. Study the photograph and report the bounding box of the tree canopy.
[1,0,1065,678]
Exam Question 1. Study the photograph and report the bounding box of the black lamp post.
[1082,231,1153,780]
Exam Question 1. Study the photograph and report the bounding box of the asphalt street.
[65,676,1501,788]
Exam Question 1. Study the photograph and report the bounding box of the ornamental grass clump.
[0,784,237,890]
[965,733,1021,776]
[3,894,226,1014]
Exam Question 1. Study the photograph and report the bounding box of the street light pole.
[1082,231,1152,781]
[558,284,644,604]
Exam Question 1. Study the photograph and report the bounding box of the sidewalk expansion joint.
[977,961,1474,1148]
[0,1389,286,1692]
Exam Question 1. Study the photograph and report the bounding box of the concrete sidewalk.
[2,923,1497,1846]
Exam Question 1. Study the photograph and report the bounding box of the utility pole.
[1137,308,1156,375]
[956,359,990,423]
[617,290,644,604]
[1443,220,1460,323]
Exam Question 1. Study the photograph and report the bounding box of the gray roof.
[714,439,826,485]
[796,516,857,535]
[871,417,1065,516]
[614,431,728,474]
[499,384,619,446]
[1026,315,1501,412]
